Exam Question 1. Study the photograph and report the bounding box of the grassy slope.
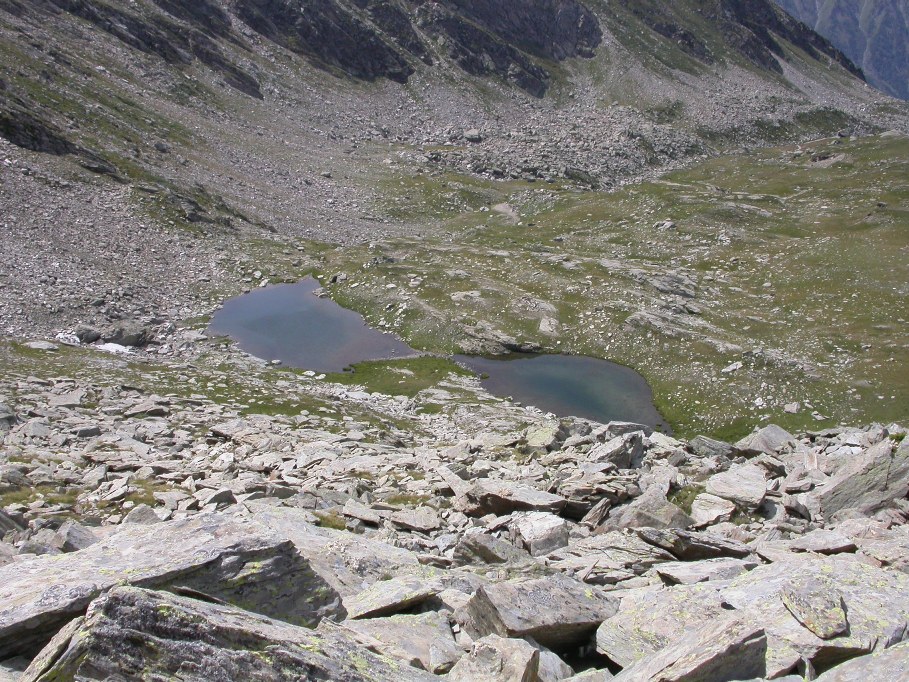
[313,133,909,439]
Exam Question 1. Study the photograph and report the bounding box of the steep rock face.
[775,0,909,99]
[233,0,416,83]
[442,0,602,61]
[616,0,861,76]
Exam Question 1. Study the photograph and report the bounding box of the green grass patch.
[326,357,471,397]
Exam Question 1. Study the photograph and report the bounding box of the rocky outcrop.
[1,364,908,679]
[20,587,434,682]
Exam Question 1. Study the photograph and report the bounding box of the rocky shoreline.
[1,339,907,681]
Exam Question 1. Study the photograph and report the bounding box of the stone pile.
[1,371,908,680]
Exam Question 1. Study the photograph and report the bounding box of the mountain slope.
[0,0,907,437]
[775,0,909,100]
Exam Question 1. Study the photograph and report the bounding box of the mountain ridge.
[775,0,909,100]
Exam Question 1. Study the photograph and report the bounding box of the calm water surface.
[207,278,414,373]
[209,280,667,428]
[456,353,669,431]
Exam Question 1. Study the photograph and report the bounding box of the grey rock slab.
[342,611,462,673]
[22,341,57,351]
[780,580,848,640]
[20,587,434,682]
[452,533,536,566]
[612,615,767,682]
[345,576,438,619]
[510,511,570,556]
[459,479,567,516]
[596,583,727,668]
[688,435,735,459]
[808,438,909,519]
[720,556,909,675]
[815,640,909,681]
[705,463,767,509]
[690,493,736,526]
[548,531,676,584]
[636,528,753,560]
[599,488,692,532]
[0,513,344,658]
[654,557,758,584]
[121,503,163,525]
[0,509,25,534]
[460,574,618,649]
[51,521,98,552]
[735,424,796,456]
[389,506,441,533]
[244,502,429,596]
[788,528,856,555]
[447,634,539,682]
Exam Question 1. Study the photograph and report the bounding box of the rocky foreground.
[0,349,908,681]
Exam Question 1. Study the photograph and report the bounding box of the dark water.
[455,354,669,431]
[207,278,414,373]
[209,280,666,428]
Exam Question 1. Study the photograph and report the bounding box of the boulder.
[460,574,617,649]
[612,615,767,682]
[599,488,692,532]
[635,528,752,560]
[510,512,570,556]
[548,531,675,584]
[51,521,99,552]
[720,556,909,676]
[447,634,539,682]
[245,503,428,596]
[389,506,442,533]
[342,611,462,673]
[690,493,736,526]
[788,528,856,555]
[705,463,767,509]
[0,514,344,658]
[735,424,795,456]
[0,404,17,432]
[807,439,909,519]
[654,557,758,584]
[688,435,734,459]
[101,321,153,347]
[596,583,727,667]
[453,533,536,566]
[815,640,909,681]
[345,576,438,619]
[20,587,434,682]
[458,479,567,516]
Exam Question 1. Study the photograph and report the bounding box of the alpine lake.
[208,278,669,431]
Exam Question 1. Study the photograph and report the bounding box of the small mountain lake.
[207,278,414,373]
[209,279,667,429]
[455,354,669,431]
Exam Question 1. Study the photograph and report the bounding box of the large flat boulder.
[815,640,909,681]
[705,463,767,509]
[460,574,617,650]
[447,634,539,682]
[735,424,795,456]
[345,576,438,620]
[807,439,909,519]
[457,479,567,516]
[20,587,434,682]
[0,514,344,658]
[612,615,767,681]
[596,584,727,667]
[548,531,676,584]
[244,502,428,595]
[720,556,909,676]
[342,611,462,673]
